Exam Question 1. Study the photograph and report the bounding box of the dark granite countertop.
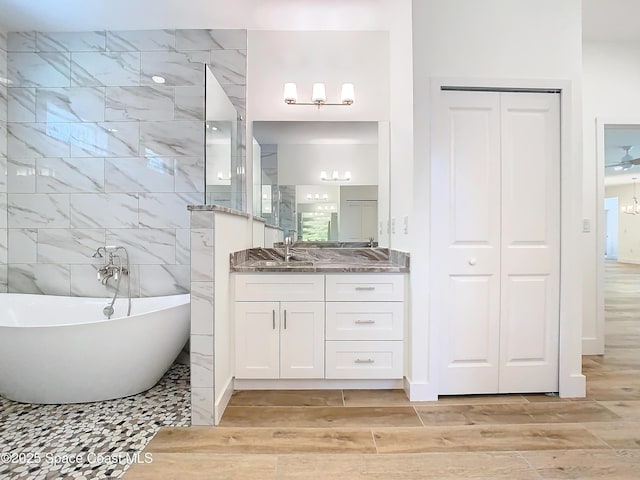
[230,247,410,273]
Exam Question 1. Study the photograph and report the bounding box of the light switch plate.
[582,218,591,233]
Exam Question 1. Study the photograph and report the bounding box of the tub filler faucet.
[92,246,131,319]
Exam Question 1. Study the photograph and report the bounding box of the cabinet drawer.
[326,302,403,341]
[325,274,404,302]
[234,274,324,301]
[325,341,403,379]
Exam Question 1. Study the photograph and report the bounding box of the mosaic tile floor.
[0,363,190,480]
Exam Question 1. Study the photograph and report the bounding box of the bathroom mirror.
[252,121,389,245]
[204,65,244,210]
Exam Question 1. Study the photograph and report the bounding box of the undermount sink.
[251,260,314,268]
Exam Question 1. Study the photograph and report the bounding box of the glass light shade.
[341,83,355,105]
[283,82,298,104]
[332,170,339,180]
[312,83,326,104]
[320,171,328,180]
[344,171,352,180]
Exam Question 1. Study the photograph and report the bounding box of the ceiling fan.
[607,146,640,171]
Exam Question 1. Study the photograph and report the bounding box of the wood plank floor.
[126,261,640,479]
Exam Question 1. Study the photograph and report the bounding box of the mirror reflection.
[253,121,380,242]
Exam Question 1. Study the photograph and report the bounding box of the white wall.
[583,39,640,354]
[277,144,378,185]
[410,0,584,399]
[214,212,253,422]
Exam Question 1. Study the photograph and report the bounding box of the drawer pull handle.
[355,358,375,364]
[355,286,376,291]
[355,320,375,324]
[272,310,276,330]
[284,309,287,329]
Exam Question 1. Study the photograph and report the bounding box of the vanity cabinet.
[325,274,404,379]
[234,275,325,379]
[233,273,405,383]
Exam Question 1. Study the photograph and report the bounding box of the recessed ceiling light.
[151,75,166,84]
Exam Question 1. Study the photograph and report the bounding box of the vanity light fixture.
[306,193,329,201]
[320,170,351,182]
[217,172,231,181]
[284,82,355,107]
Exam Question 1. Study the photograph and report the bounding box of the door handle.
[284,309,287,329]
[272,309,276,330]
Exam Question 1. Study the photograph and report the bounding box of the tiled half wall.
[0,29,246,296]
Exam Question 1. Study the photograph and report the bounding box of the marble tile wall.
[3,29,246,296]
[1,30,7,292]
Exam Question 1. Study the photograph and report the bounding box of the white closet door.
[499,92,560,393]
[433,90,502,395]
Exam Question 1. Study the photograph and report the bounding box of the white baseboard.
[214,377,234,425]
[559,373,586,398]
[403,378,438,401]
[582,337,605,356]
[233,378,404,390]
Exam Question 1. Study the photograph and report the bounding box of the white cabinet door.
[280,302,325,379]
[235,302,279,379]
[433,91,502,395]
[433,90,560,395]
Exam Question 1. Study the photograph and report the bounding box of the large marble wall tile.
[139,121,203,157]
[176,228,190,265]
[8,123,70,157]
[140,51,208,86]
[209,50,246,85]
[0,265,6,292]
[0,86,7,122]
[191,210,214,228]
[190,281,214,335]
[105,156,174,193]
[36,87,105,123]
[8,52,71,87]
[8,228,37,263]
[8,88,36,122]
[37,157,105,193]
[0,45,6,76]
[139,264,190,296]
[70,193,138,228]
[175,156,204,193]
[105,228,175,264]
[7,158,36,193]
[191,387,214,426]
[107,30,175,52]
[8,193,69,228]
[221,84,246,119]
[70,122,139,157]
[0,30,7,51]
[176,29,246,50]
[8,263,70,295]
[190,228,214,281]
[0,229,7,264]
[0,194,6,228]
[105,86,174,121]
[139,192,201,228]
[71,51,140,87]
[70,264,141,298]
[190,334,214,388]
[37,32,106,53]
[7,32,36,52]
[0,155,6,194]
[38,228,105,263]
[175,86,204,120]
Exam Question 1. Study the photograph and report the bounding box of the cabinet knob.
[468,258,477,266]
[355,358,375,364]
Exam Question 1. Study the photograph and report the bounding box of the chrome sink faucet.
[284,236,293,262]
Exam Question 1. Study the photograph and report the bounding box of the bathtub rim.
[0,292,190,329]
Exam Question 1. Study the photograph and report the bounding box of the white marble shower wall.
[3,29,246,296]
[1,30,7,292]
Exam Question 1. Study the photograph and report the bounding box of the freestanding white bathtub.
[0,293,190,404]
